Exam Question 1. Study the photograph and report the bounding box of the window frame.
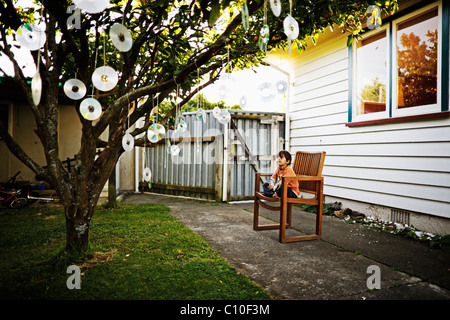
[351,24,391,123]
[348,0,449,126]
[392,2,442,117]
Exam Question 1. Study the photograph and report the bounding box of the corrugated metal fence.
[145,110,285,201]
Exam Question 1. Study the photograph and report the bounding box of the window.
[354,27,389,119]
[349,1,448,124]
[393,6,439,115]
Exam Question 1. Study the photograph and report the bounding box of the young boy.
[263,150,299,198]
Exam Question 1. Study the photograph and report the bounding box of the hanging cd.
[276,80,288,94]
[143,167,151,182]
[284,15,299,40]
[122,133,134,152]
[270,0,282,17]
[170,144,180,156]
[79,97,102,121]
[110,23,133,52]
[242,1,250,31]
[64,79,87,100]
[92,66,118,92]
[217,109,231,125]
[239,96,247,108]
[258,25,270,51]
[16,24,46,51]
[73,0,110,14]
[147,123,166,143]
[31,71,42,106]
[176,118,188,133]
[213,107,221,119]
[196,108,206,123]
[258,82,275,102]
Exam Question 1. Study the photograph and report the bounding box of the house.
[265,0,450,235]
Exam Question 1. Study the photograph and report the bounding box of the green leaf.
[209,2,221,27]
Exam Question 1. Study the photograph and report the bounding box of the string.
[92,47,98,96]
[103,31,106,66]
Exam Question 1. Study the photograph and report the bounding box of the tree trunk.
[64,204,94,251]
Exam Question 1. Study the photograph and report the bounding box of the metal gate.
[144,109,285,201]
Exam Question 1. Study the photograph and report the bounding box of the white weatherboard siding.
[289,34,450,220]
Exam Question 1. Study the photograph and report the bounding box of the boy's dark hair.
[278,150,292,165]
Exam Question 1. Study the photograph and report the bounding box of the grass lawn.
[0,202,271,300]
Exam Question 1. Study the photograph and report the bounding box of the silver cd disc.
[276,80,288,94]
[31,71,42,106]
[242,1,250,31]
[284,15,299,40]
[258,25,270,51]
[217,109,231,125]
[270,0,282,17]
[122,133,134,152]
[110,23,133,52]
[16,24,46,51]
[64,79,87,100]
[213,107,221,119]
[80,97,102,121]
[196,108,206,123]
[176,118,188,133]
[170,144,180,156]
[143,167,151,182]
[258,82,275,102]
[92,66,118,92]
[73,0,110,14]
[239,96,247,108]
[147,123,166,143]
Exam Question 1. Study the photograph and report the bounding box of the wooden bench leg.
[253,195,259,230]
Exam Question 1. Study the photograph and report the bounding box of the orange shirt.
[271,165,300,196]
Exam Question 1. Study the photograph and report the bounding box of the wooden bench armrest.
[283,175,323,182]
[255,173,273,177]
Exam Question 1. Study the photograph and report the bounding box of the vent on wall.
[391,209,411,225]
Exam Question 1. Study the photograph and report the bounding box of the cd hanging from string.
[217,109,231,125]
[213,107,221,119]
[31,71,42,106]
[170,144,180,157]
[16,24,46,51]
[147,123,165,143]
[175,112,188,133]
[270,0,282,17]
[258,25,270,51]
[92,66,118,92]
[79,97,102,121]
[64,79,87,100]
[258,82,275,102]
[196,108,206,123]
[284,15,299,40]
[276,80,288,94]
[122,132,134,152]
[239,96,247,108]
[143,167,151,182]
[73,0,110,14]
[242,1,250,31]
[110,23,133,52]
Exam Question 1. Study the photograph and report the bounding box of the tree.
[0,0,398,252]
[397,30,438,108]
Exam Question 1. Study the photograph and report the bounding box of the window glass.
[396,8,438,109]
[356,30,387,115]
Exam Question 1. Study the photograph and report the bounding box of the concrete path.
[122,192,450,300]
